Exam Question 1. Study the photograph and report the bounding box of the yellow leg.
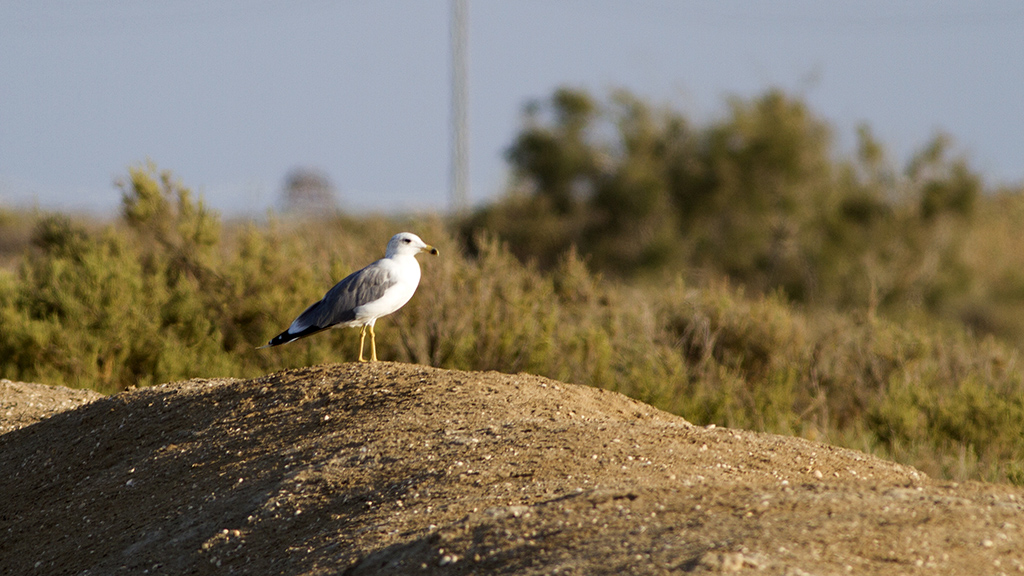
[357,325,368,362]
[369,323,378,362]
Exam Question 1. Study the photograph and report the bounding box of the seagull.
[261,232,438,362]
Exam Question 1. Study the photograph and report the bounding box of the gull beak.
[423,244,439,256]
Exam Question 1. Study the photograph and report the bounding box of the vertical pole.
[450,0,469,213]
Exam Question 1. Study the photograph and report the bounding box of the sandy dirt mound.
[0,378,103,434]
[1,363,1022,575]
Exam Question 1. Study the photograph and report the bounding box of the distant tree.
[905,133,979,221]
[281,167,338,214]
[506,88,600,214]
[468,86,986,316]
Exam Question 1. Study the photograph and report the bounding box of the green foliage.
[1,166,327,391]
[506,88,599,215]
[471,87,983,320]
[1,215,146,390]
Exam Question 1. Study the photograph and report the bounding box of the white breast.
[352,254,422,323]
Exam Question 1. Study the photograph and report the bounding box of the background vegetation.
[2,88,1024,485]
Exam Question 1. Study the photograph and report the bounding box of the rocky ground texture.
[1,363,1022,575]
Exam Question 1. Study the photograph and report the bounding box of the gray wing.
[292,261,398,331]
[263,260,399,347]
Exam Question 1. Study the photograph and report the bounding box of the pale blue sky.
[2,1,1022,215]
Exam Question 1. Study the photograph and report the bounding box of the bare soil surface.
[0,379,102,435]
[1,363,1022,575]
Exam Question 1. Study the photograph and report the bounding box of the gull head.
[386,232,439,259]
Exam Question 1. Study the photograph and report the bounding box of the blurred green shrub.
[0,165,331,391]
[466,87,982,320]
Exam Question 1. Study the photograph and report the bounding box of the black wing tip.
[263,333,298,348]
[260,325,327,349]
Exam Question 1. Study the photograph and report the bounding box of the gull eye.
[403,238,411,243]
